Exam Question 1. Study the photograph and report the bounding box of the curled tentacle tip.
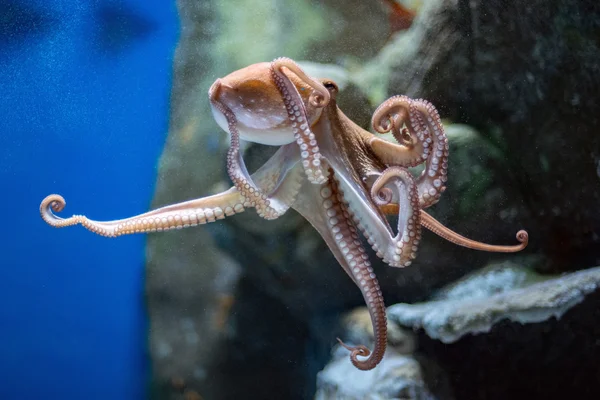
[40,194,79,228]
[41,194,66,214]
[374,187,393,206]
[516,230,529,246]
[398,127,415,147]
[372,96,409,133]
[336,338,371,356]
[336,337,348,348]
[372,115,392,134]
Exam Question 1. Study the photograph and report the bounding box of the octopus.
[40,58,528,371]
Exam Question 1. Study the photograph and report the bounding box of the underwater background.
[1,1,177,399]
[3,0,600,399]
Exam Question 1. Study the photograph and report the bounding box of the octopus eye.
[323,81,338,91]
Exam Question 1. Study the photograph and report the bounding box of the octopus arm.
[367,135,427,168]
[370,96,449,209]
[321,149,421,268]
[368,167,423,267]
[292,173,387,370]
[379,205,529,252]
[40,189,246,237]
[247,143,302,215]
[40,144,302,236]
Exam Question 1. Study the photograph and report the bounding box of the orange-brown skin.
[40,58,528,371]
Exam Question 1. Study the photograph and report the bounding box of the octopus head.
[209,62,327,146]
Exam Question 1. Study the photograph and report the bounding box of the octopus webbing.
[40,58,528,370]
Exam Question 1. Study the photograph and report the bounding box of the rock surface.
[389,263,600,343]
[315,308,442,400]
[316,348,434,400]
[356,0,600,271]
[145,1,393,399]
[145,0,600,398]
[400,265,600,400]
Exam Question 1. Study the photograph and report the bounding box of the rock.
[322,264,600,400]
[316,308,440,400]
[431,259,544,301]
[388,263,600,343]
[390,264,600,400]
[316,348,434,400]
[144,0,600,397]
[146,2,243,399]
[355,0,600,271]
[416,124,530,274]
[146,1,395,398]
[224,118,528,323]
[341,308,418,355]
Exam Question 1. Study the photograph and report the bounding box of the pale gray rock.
[388,264,600,343]
[144,0,600,398]
[316,308,438,400]
[316,348,435,400]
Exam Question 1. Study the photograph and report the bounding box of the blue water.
[0,1,178,398]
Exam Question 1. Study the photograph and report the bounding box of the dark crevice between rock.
[203,275,330,400]
[416,290,600,400]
